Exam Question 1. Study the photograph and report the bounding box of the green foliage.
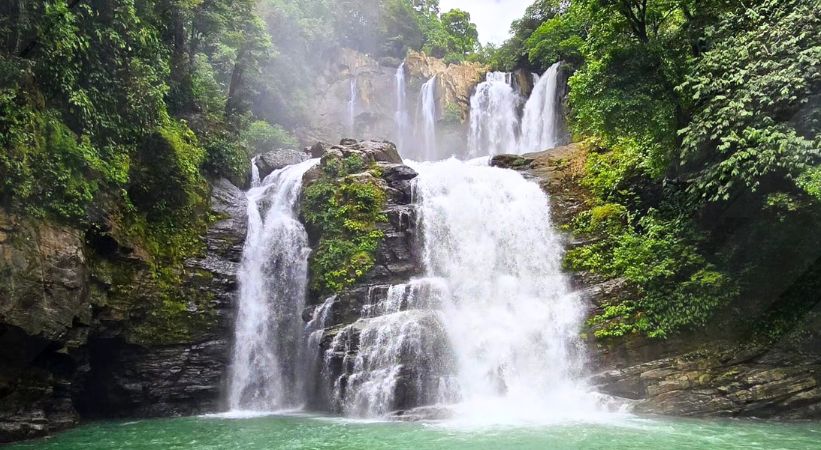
[568,208,738,338]
[303,156,388,296]
[242,120,298,154]
[128,120,206,220]
[487,0,565,71]
[0,104,103,220]
[440,9,479,56]
[525,5,585,68]
[678,0,821,203]
[201,128,250,185]
[441,102,463,125]
[500,0,821,342]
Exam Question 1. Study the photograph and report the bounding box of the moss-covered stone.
[302,152,388,298]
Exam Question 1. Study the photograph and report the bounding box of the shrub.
[242,120,298,155]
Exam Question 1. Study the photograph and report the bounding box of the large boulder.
[255,149,310,180]
[317,140,404,166]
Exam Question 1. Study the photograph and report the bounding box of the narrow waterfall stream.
[394,62,409,151]
[416,76,438,161]
[519,62,563,153]
[228,159,319,412]
[348,78,358,136]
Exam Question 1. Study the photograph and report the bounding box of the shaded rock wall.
[0,211,89,441]
[0,178,246,442]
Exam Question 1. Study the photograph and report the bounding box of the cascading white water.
[394,63,409,152]
[228,158,319,412]
[410,158,603,424]
[348,77,358,136]
[250,156,261,188]
[416,76,438,161]
[519,63,563,153]
[323,280,452,417]
[467,65,565,157]
[467,72,522,157]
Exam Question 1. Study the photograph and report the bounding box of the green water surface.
[9,414,820,449]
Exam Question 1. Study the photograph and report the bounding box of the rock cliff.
[296,49,487,154]
[298,140,443,414]
[0,178,246,442]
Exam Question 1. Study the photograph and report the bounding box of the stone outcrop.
[299,140,434,413]
[593,345,821,418]
[0,177,246,442]
[492,143,821,419]
[0,210,89,441]
[404,50,487,120]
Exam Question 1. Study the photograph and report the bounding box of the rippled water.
[10,415,820,449]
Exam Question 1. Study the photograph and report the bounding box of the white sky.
[439,0,533,45]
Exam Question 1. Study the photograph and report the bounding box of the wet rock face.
[404,50,487,118]
[0,211,90,340]
[76,178,246,419]
[0,177,247,443]
[300,140,434,415]
[592,348,821,419]
[0,210,89,442]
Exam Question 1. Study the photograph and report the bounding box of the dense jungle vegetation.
[492,0,820,340]
[0,0,818,343]
[0,0,469,305]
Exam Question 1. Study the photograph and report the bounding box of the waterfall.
[250,156,261,188]
[519,63,563,153]
[394,63,409,152]
[228,158,319,412]
[322,281,453,417]
[348,77,358,136]
[410,158,600,424]
[467,64,566,157]
[467,72,521,157]
[416,76,438,161]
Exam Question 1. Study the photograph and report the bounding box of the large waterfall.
[411,158,600,423]
[519,62,563,153]
[228,159,319,412]
[228,59,600,423]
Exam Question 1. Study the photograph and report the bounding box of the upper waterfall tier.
[467,64,567,158]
